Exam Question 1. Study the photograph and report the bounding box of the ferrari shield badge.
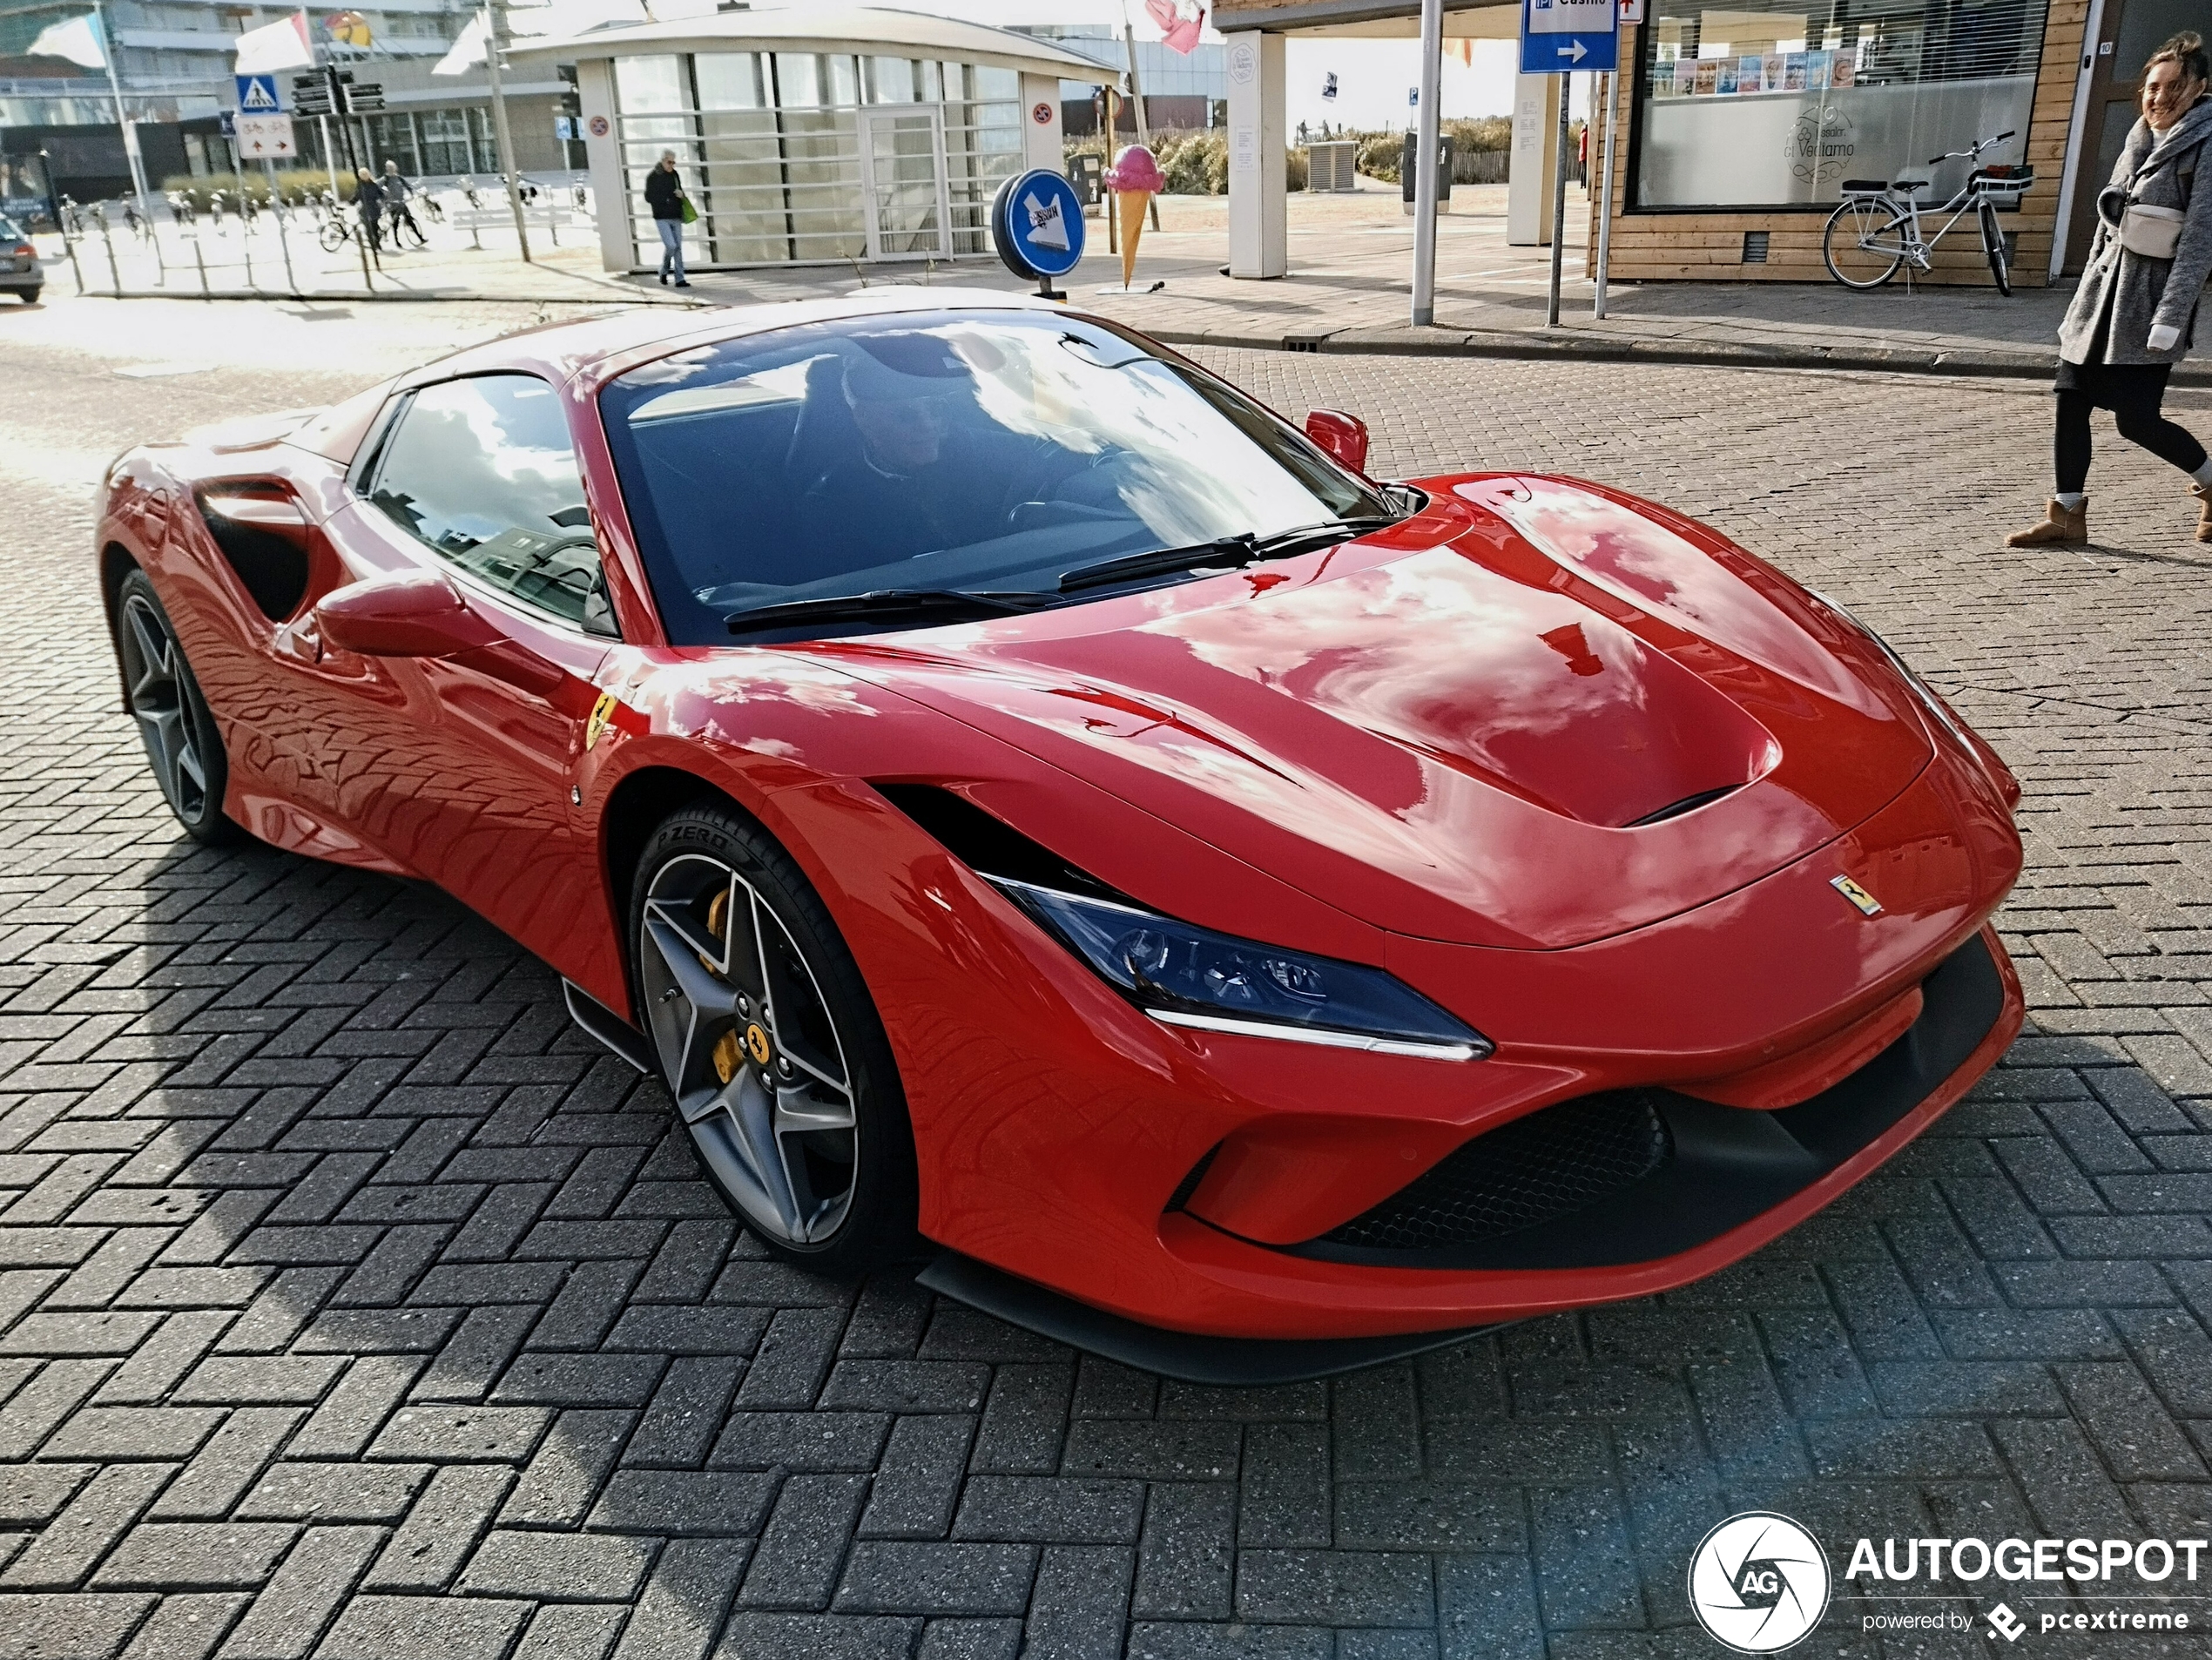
[1830,875,1882,916]
[584,690,619,751]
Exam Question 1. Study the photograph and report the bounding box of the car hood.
[814,474,1933,950]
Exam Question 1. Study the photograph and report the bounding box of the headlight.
[1806,589,1975,754]
[990,877,1491,1062]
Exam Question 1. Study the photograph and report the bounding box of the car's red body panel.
[94,292,2025,1340]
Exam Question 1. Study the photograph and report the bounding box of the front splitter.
[917,1252,1501,1386]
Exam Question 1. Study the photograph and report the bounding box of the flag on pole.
[432,12,488,75]
[28,13,106,69]
[233,10,314,73]
[1143,0,1204,55]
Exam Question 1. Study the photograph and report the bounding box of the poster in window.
[1693,57,1718,94]
[1763,51,1785,91]
[1830,52,1854,87]
[1738,53,1764,91]
[1716,57,1740,92]
[1806,50,1833,89]
[1783,51,1807,89]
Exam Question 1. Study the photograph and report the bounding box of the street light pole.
[1544,71,1568,325]
[1410,0,1442,326]
[482,1,533,262]
[91,0,152,225]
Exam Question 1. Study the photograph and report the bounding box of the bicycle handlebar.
[1927,129,2016,165]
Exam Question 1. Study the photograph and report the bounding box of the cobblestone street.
[5,299,2212,1658]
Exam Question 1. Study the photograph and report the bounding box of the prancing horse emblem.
[1830,875,1882,916]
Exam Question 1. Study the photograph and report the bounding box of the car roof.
[411,286,1066,393]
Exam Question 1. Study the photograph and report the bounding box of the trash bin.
[1066,152,1103,211]
[1399,132,1455,214]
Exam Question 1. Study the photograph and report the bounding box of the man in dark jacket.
[353,166,384,253]
[643,151,689,287]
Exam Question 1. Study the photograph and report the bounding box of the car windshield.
[0,218,23,241]
[597,309,1393,644]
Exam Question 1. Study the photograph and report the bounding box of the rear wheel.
[1979,199,2012,295]
[630,804,917,1272]
[115,569,236,844]
[20,287,37,304]
[1823,198,1908,289]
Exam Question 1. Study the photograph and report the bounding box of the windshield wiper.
[1056,516,1399,594]
[725,589,1060,638]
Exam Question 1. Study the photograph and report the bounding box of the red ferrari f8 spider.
[97,292,2024,1381]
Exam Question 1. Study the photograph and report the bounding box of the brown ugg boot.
[2192,482,2212,544]
[2006,498,2087,546]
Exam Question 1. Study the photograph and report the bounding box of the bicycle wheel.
[1979,199,2012,295]
[318,221,347,254]
[1824,198,1908,289]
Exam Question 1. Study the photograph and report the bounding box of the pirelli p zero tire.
[115,569,239,846]
[630,803,918,1274]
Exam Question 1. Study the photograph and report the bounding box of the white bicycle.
[1823,130,2033,294]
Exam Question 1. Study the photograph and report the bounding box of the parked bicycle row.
[46,170,590,246]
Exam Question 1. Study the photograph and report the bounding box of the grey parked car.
[0,216,44,304]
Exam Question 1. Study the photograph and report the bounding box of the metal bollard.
[275,213,297,295]
[193,233,211,298]
[64,230,84,296]
[101,221,121,296]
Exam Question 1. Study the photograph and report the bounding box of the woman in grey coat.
[2012,33,2212,547]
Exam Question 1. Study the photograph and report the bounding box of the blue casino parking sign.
[992,169,1086,295]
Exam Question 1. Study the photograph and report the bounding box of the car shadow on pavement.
[9,805,2210,1658]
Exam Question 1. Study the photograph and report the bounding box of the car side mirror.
[314,568,501,658]
[1304,409,1371,476]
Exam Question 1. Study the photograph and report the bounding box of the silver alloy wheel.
[119,591,210,823]
[638,851,860,1246]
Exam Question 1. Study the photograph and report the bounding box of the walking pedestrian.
[381,159,424,246]
[353,166,385,253]
[1577,121,1588,188]
[2011,32,2212,547]
[644,151,691,287]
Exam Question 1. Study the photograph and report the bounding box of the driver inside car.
[793,334,1087,572]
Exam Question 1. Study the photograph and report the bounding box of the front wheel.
[630,804,917,1273]
[1979,199,2012,295]
[1824,198,1908,289]
[115,570,236,844]
[318,222,348,254]
[20,287,37,304]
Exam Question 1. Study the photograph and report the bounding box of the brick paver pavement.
[5,313,2212,1658]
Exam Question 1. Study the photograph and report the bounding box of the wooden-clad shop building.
[1212,0,2192,286]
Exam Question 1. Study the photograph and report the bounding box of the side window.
[368,373,617,637]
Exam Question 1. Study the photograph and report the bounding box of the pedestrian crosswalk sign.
[234,73,282,113]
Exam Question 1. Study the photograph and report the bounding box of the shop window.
[1635,0,2049,208]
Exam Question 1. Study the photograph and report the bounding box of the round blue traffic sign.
[991,169,1086,281]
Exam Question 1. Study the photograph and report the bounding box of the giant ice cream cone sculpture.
[1103,145,1163,291]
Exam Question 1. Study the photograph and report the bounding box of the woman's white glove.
[2148,323,2182,352]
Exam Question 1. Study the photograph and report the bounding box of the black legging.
[2057,388,2208,495]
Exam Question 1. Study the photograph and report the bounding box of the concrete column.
[576,57,629,273]
[1507,72,1559,246]
[1018,72,1062,177]
[1225,30,1285,279]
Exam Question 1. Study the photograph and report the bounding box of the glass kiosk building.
[511,5,1107,274]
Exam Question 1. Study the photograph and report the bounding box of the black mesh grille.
[1319,1090,1674,1251]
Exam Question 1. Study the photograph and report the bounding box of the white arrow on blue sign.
[1519,0,1617,73]
[234,72,282,113]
